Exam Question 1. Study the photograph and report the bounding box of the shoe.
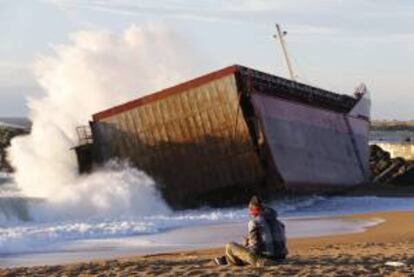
[255,257,275,267]
[214,256,228,266]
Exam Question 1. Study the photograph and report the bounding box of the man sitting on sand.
[214,196,288,266]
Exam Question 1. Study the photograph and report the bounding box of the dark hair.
[248,195,262,208]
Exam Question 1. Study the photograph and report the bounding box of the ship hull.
[251,93,370,191]
[82,65,371,208]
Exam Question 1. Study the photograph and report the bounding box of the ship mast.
[274,24,296,81]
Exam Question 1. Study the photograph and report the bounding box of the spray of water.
[6,24,203,220]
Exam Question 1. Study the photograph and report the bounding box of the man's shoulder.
[262,206,277,216]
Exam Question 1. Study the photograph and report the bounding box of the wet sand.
[1,211,413,276]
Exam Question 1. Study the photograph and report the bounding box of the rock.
[370,144,414,185]
[0,126,29,172]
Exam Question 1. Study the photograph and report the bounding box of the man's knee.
[225,242,237,251]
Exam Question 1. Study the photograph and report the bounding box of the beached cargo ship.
[75,65,371,208]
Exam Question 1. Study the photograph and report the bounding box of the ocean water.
[0,216,385,267]
[1,175,414,267]
[370,130,414,143]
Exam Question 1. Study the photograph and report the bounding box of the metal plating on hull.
[74,65,371,208]
[252,93,369,190]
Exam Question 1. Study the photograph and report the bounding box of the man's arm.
[247,220,260,254]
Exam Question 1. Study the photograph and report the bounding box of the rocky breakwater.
[0,126,28,172]
[370,144,414,185]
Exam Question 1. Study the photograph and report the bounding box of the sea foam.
[1,196,414,255]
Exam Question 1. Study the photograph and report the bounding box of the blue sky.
[1,0,414,119]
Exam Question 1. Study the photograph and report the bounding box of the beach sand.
[1,211,413,276]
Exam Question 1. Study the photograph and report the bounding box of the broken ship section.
[77,65,371,208]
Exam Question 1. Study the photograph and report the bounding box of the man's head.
[248,195,262,217]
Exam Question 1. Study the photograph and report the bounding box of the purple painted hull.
[252,93,370,191]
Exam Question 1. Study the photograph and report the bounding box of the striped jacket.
[247,206,288,258]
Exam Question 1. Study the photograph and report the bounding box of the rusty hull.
[88,65,369,208]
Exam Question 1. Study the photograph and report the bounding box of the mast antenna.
[273,24,296,81]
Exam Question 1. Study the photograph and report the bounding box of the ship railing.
[237,66,356,112]
[76,125,93,146]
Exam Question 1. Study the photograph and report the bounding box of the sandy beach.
[0,211,412,276]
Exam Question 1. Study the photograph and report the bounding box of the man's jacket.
[247,206,288,258]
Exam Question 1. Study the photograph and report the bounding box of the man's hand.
[243,236,249,247]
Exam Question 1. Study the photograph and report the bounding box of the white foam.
[0,196,316,255]
[28,161,171,222]
[1,23,204,236]
[1,196,413,256]
[0,215,387,267]
[8,23,202,199]
[1,23,208,255]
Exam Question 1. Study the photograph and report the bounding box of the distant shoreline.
[371,120,414,131]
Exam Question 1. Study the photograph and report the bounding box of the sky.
[1,0,413,120]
